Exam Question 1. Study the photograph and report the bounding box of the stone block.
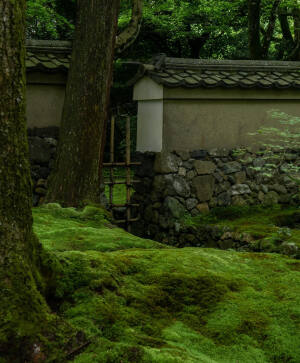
[217,192,231,206]
[196,202,210,213]
[263,191,279,206]
[164,197,185,219]
[164,174,191,198]
[190,149,207,159]
[231,184,251,196]
[154,152,180,174]
[234,171,246,184]
[193,175,215,202]
[253,157,266,167]
[186,170,196,179]
[186,198,198,211]
[174,150,190,161]
[178,167,187,177]
[208,148,229,157]
[232,196,247,206]
[194,160,216,175]
[223,161,242,174]
[269,184,287,194]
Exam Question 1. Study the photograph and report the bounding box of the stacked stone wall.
[28,127,107,206]
[131,149,300,244]
[28,127,59,206]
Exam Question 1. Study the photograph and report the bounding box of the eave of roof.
[132,54,300,89]
[26,40,72,73]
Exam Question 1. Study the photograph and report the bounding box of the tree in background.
[26,0,75,39]
[247,0,300,60]
[25,0,300,61]
[278,1,300,60]
[46,0,143,207]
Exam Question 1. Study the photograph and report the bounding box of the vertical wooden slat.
[126,116,131,232]
[109,116,115,206]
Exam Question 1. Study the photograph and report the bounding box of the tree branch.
[115,0,143,55]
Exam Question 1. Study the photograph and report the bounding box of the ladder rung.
[114,217,140,224]
[111,203,139,208]
[104,180,141,185]
[103,162,141,167]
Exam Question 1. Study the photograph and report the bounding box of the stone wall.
[131,149,299,244]
[28,127,59,206]
[28,127,107,206]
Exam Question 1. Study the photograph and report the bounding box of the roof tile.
[140,56,300,89]
[26,40,71,73]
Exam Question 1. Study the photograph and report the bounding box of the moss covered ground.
[32,204,300,362]
[185,205,300,255]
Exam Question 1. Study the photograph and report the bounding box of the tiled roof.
[26,40,71,72]
[135,55,300,89]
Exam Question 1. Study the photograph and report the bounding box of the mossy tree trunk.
[0,1,53,361]
[46,0,120,207]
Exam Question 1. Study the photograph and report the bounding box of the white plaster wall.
[136,100,163,152]
[133,77,163,100]
[26,84,65,128]
[163,99,300,151]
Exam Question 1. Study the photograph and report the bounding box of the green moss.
[6,204,296,362]
[53,248,299,363]
[33,204,165,252]
[185,205,300,256]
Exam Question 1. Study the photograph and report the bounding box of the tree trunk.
[278,6,295,59]
[290,6,300,60]
[188,32,210,59]
[46,0,120,207]
[278,6,294,42]
[261,0,281,59]
[248,0,262,59]
[0,0,51,360]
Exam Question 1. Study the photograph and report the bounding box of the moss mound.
[30,205,300,362]
[33,204,165,252]
[185,205,300,256]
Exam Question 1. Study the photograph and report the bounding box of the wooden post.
[126,116,131,232]
[109,116,115,206]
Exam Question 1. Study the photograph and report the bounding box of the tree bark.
[248,0,262,59]
[116,0,143,54]
[0,0,51,360]
[46,0,120,207]
[289,6,300,60]
[261,0,281,58]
